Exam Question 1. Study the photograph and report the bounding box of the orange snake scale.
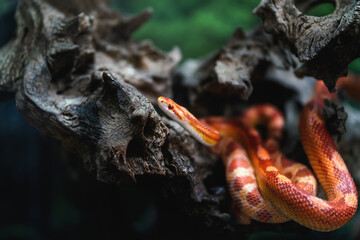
[157,87,358,231]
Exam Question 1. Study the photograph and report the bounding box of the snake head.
[158,96,220,147]
[157,96,184,121]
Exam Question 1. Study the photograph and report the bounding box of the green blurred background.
[109,0,360,72]
[0,0,359,240]
[112,0,261,59]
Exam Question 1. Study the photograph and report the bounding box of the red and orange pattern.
[157,86,358,231]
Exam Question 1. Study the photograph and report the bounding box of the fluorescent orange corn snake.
[157,82,357,231]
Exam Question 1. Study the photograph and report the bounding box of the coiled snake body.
[157,88,357,231]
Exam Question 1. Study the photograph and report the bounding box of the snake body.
[157,94,357,231]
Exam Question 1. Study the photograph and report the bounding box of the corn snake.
[157,83,357,231]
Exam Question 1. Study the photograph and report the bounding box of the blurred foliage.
[349,59,360,74]
[111,0,261,59]
[111,0,360,74]
[305,3,335,16]
[0,0,14,15]
[0,225,40,239]
[111,0,345,61]
[0,0,17,47]
[0,1,360,239]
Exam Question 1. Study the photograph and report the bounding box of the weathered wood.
[0,0,231,236]
[254,0,360,90]
[0,0,358,237]
[174,27,297,116]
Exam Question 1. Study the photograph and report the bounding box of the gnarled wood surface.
[0,0,359,238]
[255,0,360,90]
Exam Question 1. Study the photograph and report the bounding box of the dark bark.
[0,0,228,237]
[254,0,360,90]
[174,27,297,117]
[0,0,358,238]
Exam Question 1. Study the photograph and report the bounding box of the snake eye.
[168,104,174,110]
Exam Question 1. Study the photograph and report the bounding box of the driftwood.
[0,0,359,238]
[255,0,360,90]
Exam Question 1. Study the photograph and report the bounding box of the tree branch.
[254,0,360,90]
